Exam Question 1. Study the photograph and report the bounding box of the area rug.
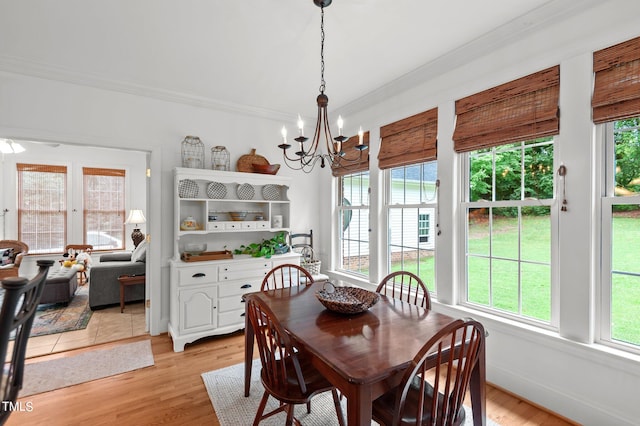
[202,360,499,425]
[29,284,92,337]
[20,339,154,397]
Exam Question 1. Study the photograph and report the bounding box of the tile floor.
[25,300,147,358]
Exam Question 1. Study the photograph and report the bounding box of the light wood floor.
[9,332,577,426]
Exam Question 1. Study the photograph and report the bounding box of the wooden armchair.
[0,240,29,281]
[246,296,345,426]
[376,271,432,309]
[372,318,486,426]
[0,260,54,424]
[260,264,314,291]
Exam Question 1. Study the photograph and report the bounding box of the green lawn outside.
[388,214,640,345]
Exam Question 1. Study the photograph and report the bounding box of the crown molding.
[337,0,604,117]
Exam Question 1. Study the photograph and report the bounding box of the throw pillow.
[131,240,147,263]
[0,248,13,265]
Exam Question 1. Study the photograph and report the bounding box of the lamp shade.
[125,209,146,225]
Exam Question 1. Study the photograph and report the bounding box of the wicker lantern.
[181,136,205,169]
[211,146,230,171]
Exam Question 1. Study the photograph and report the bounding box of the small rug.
[202,360,499,425]
[20,340,154,397]
[30,284,92,337]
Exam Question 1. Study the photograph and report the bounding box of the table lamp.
[125,209,146,248]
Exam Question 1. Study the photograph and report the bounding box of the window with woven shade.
[331,132,370,177]
[378,107,437,169]
[17,163,67,254]
[83,167,125,250]
[453,65,559,153]
[379,108,438,295]
[456,66,559,325]
[592,35,640,124]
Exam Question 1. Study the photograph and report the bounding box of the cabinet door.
[179,287,217,333]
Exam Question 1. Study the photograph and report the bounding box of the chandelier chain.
[319,6,326,94]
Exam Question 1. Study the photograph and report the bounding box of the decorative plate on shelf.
[262,184,282,201]
[237,183,255,200]
[178,179,198,198]
[207,181,227,199]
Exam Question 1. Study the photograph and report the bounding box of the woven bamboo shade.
[453,66,560,153]
[592,35,640,124]
[331,131,370,177]
[378,108,437,169]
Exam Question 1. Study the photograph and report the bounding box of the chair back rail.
[260,263,314,291]
[376,270,432,309]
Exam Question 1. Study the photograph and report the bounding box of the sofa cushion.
[131,240,147,263]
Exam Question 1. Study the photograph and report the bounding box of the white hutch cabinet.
[169,168,299,352]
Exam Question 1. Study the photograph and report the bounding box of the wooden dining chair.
[376,271,432,309]
[246,297,345,426]
[0,259,54,424]
[260,263,314,291]
[371,318,485,426]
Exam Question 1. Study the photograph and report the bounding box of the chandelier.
[279,0,368,173]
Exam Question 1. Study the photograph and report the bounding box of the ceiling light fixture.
[278,0,367,173]
[0,139,25,154]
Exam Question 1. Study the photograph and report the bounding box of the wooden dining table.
[243,282,486,426]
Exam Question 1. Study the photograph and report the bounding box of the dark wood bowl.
[252,163,280,175]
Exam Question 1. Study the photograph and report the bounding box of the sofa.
[89,241,146,310]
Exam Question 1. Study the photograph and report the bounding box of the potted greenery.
[233,231,289,258]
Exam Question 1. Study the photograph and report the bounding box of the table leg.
[344,385,373,426]
[470,342,487,426]
[120,281,125,313]
[244,306,255,397]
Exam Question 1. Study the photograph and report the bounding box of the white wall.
[325,2,640,425]
[0,71,323,336]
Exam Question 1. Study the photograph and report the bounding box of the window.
[83,168,125,250]
[338,171,369,276]
[379,107,438,290]
[462,138,554,323]
[17,164,67,254]
[418,213,430,243]
[600,117,640,350]
[387,162,437,293]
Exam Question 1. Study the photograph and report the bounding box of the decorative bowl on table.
[252,163,281,175]
[315,283,380,315]
[229,211,248,221]
[183,243,207,255]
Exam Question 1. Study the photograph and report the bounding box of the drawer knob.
[192,273,206,278]
[240,312,245,317]
[241,284,252,289]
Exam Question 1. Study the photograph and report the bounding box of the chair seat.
[372,376,466,426]
[260,356,334,405]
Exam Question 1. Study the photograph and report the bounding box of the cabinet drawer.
[218,280,259,298]
[219,267,270,281]
[177,265,219,286]
[218,309,246,327]
[219,260,270,273]
[256,221,269,229]
[225,222,242,230]
[240,222,257,230]
[218,294,246,313]
[207,222,225,231]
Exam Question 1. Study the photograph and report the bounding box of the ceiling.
[0,0,599,122]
